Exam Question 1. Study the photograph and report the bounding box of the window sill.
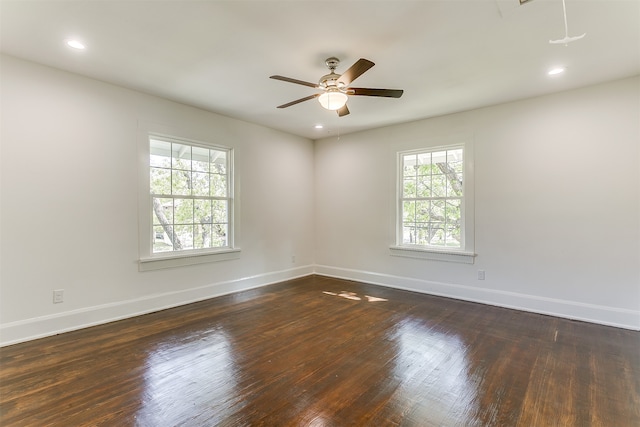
[139,248,241,271]
[389,245,476,264]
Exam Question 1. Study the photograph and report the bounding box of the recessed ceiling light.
[548,67,565,76]
[66,39,86,50]
[314,124,324,129]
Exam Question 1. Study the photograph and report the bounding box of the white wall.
[1,55,638,347]
[0,55,316,345]
[315,76,640,329]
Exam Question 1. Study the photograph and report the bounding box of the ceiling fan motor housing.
[319,73,346,90]
[319,57,346,91]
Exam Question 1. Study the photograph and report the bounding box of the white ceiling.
[1,0,639,140]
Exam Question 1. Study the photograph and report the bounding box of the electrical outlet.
[53,289,64,304]
[291,255,296,263]
[477,270,486,280]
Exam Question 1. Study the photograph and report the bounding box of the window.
[392,143,475,263]
[401,147,463,247]
[136,125,240,271]
[149,135,232,253]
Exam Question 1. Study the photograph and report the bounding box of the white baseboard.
[0,265,314,347]
[3,263,637,347]
[314,265,640,331]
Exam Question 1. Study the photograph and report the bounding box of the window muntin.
[149,136,232,254]
[400,147,464,249]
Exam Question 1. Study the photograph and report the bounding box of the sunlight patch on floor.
[322,291,388,302]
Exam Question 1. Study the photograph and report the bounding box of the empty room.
[1,0,638,426]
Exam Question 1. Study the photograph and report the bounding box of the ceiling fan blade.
[276,93,320,109]
[337,58,375,86]
[349,88,404,98]
[270,75,318,88]
[337,105,350,117]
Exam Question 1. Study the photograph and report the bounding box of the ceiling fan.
[270,57,403,117]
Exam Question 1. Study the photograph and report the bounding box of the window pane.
[172,144,191,170]
[153,225,173,252]
[403,201,415,223]
[212,223,228,247]
[192,172,210,196]
[431,200,445,220]
[153,198,173,225]
[212,200,228,223]
[446,225,461,247]
[211,174,227,197]
[172,170,191,196]
[174,198,194,225]
[150,168,171,195]
[403,225,415,244]
[417,152,431,175]
[430,223,445,245]
[403,154,417,177]
[174,225,194,250]
[448,159,461,174]
[431,162,444,176]
[192,146,210,172]
[416,225,430,245]
[417,176,431,198]
[446,172,462,197]
[194,199,212,224]
[194,224,211,249]
[432,174,447,197]
[150,139,171,168]
[432,151,447,165]
[448,149,463,163]
[403,178,416,198]
[416,200,430,223]
[446,199,461,223]
[211,150,227,174]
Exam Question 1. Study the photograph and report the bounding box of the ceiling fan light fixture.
[318,90,348,110]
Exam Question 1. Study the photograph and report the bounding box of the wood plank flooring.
[1,275,638,426]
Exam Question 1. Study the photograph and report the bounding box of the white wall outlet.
[477,270,486,280]
[53,289,64,304]
[291,255,296,263]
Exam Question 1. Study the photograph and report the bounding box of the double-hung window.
[401,147,463,247]
[149,135,232,253]
[139,133,237,270]
[392,143,475,263]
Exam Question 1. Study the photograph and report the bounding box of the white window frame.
[138,130,239,271]
[390,140,475,264]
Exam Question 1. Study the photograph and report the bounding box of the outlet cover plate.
[53,289,64,303]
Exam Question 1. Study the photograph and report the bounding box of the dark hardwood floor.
[1,275,638,426]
